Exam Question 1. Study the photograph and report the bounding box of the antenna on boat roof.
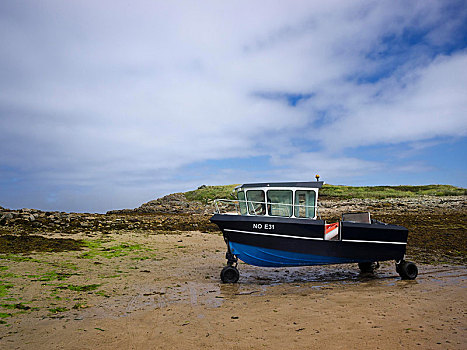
[315,174,320,181]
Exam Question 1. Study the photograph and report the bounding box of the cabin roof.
[237,181,324,190]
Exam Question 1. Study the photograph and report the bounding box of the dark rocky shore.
[0,208,217,236]
[1,195,466,264]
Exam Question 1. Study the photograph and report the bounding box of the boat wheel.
[220,265,239,283]
[358,262,379,273]
[397,261,418,280]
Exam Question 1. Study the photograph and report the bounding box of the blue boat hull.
[229,241,367,267]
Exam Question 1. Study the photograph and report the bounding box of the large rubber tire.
[358,262,379,273]
[398,261,418,280]
[220,265,239,283]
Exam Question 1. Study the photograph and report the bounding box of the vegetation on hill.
[184,185,239,203]
[319,184,466,198]
[183,184,466,202]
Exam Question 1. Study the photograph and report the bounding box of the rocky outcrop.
[0,207,218,235]
[1,195,465,236]
[107,193,215,215]
[318,195,467,219]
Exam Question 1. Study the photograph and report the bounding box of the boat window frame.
[266,189,293,217]
[294,190,317,219]
[237,190,248,215]
[245,189,267,216]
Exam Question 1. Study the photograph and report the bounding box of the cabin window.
[237,190,248,215]
[294,190,316,218]
[246,190,266,215]
[267,190,293,217]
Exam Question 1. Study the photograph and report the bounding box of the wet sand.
[0,231,466,349]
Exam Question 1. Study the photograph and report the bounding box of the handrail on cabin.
[213,199,319,219]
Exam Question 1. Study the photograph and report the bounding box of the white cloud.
[0,0,466,211]
[317,52,467,151]
[270,152,382,179]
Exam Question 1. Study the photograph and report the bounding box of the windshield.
[267,190,293,217]
[246,190,266,215]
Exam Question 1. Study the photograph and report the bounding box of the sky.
[1,0,466,213]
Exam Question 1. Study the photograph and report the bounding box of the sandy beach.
[0,230,465,349]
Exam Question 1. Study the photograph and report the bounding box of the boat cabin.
[218,181,323,220]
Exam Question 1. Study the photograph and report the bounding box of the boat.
[209,178,418,283]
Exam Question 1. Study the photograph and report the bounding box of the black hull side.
[341,221,408,243]
[210,214,408,262]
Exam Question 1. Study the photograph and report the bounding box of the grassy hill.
[184,185,239,203]
[319,184,466,198]
[183,184,466,202]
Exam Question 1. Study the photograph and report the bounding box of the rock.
[107,192,216,215]
[0,212,14,224]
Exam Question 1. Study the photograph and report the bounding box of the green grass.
[319,184,466,198]
[184,184,239,203]
[182,184,465,201]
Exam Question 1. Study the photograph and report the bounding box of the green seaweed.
[0,281,14,298]
[48,307,68,313]
[0,273,18,278]
[72,302,87,309]
[80,240,148,259]
[0,303,30,310]
[29,271,77,282]
[0,235,85,254]
[67,284,101,292]
[0,254,39,263]
[95,290,110,298]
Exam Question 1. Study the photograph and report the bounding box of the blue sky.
[1,1,466,213]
